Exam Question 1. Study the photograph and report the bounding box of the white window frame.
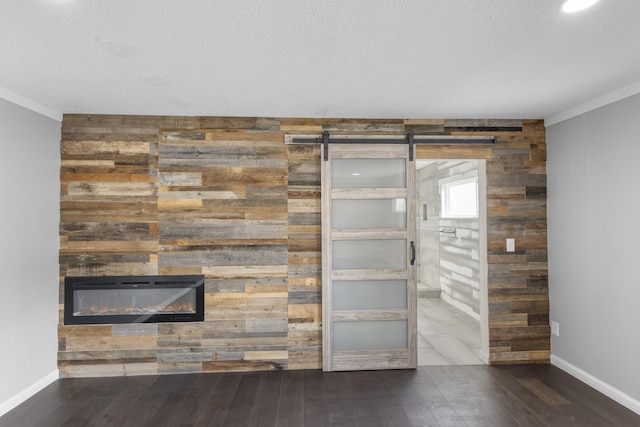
[441,176,478,219]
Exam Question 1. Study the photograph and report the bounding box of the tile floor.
[417,297,484,366]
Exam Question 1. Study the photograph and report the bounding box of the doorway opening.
[416,159,488,366]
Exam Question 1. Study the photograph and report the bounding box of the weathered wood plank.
[58,115,547,375]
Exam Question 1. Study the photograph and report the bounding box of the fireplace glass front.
[64,275,205,325]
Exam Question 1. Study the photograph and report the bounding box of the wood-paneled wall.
[58,116,547,377]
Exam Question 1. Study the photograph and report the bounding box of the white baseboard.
[551,355,640,415]
[0,370,59,417]
[2,361,638,417]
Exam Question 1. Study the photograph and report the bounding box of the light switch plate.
[506,238,515,252]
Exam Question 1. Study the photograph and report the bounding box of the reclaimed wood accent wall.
[58,116,547,377]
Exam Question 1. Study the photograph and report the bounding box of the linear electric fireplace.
[64,275,205,325]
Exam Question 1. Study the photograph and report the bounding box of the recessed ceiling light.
[562,0,599,13]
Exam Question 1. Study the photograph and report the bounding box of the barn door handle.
[410,241,416,266]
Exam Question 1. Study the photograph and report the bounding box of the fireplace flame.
[76,303,196,316]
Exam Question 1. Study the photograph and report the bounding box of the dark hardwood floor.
[1,365,638,426]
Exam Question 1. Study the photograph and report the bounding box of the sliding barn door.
[322,143,416,371]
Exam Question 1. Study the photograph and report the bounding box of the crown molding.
[0,86,62,122]
[545,80,640,127]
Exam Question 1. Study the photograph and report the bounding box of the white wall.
[0,98,60,414]
[547,92,640,411]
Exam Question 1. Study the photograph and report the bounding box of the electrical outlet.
[551,321,560,336]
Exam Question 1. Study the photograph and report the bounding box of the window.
[441,177,478,218]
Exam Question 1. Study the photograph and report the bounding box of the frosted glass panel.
[332,239,406,270]
[333,321,407,351]
[332,199,406,229]
[332,159,405,188]
[333,280,407,310]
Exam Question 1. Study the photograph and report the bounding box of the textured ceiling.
[1,0,639,122]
